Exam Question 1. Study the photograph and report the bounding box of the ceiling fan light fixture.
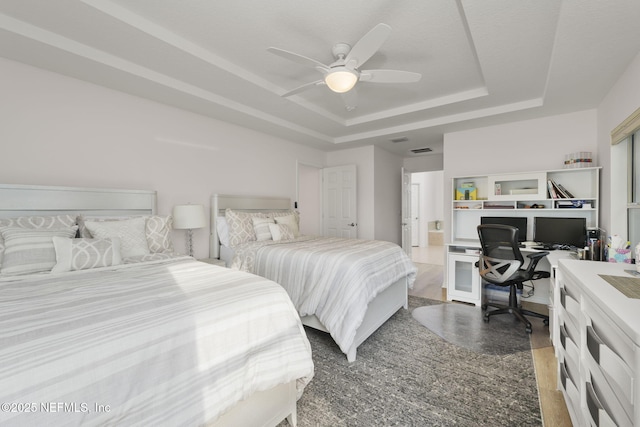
[324,67,358,93]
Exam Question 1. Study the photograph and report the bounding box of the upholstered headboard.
[0,184,157,218]
[209,194,291,259]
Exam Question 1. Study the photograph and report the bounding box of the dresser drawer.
[559,323,580,371]
[585,370,633,427]
[559,286,581,328]
[559,361,581,424]
[586,324,634,420]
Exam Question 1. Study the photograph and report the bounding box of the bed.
[0,184,313,427]
[210,194,416,363]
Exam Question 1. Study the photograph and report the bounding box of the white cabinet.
[555,260,640,427]
[446,250,481,306]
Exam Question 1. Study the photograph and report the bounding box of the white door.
[411,183,420,246]
[323,164,357,238]
[401,168,412,257]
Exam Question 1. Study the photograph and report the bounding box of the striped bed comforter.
[231,237,417,355]
[0,257,313,426]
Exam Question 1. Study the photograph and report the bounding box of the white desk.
[445,240,576,307]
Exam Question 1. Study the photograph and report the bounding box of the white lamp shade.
[172,204,207,230]
[324,68,358,93]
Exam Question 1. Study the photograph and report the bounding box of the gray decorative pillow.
[225,209,269,247]
[252,216,275,241]
[0,214,77,266]
[52,237,122,272]
[0,226,78,276]
[84,217,150,258]
[145,215,174,253]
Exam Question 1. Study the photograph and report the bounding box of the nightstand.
[198,258,227,267]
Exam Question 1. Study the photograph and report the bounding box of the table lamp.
[172,204,206,257]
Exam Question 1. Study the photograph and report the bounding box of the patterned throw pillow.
[145,215,174,253]
[79,215,174,254]
[51,237,122,272]
[252,216,275,241]
[0,214,77,266]
[0,226,78,276]
[268,223,294,241]
[225,209,269,247]
[84,217,150,258]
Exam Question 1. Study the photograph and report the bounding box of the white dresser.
[556,260,640,427]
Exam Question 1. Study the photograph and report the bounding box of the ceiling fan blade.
[344,23,392,69]
[267,47,330,73]
[359,69,422,83]
[281,80,325,97]
[341,88,358,111]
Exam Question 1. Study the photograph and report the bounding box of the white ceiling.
[1,0,639,157]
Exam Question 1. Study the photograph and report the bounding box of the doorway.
[409,170,445,266]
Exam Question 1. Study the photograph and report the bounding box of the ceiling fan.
[267,23,421,110]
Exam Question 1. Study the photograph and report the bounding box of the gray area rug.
[286,296,541,427]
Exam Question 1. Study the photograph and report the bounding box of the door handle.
[348,223,357,227]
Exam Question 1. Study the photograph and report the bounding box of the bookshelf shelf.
[450,167,600,242]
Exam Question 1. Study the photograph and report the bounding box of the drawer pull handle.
[585,381,618,427]
[587,325,634,403]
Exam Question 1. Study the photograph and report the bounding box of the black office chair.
[477,224,550,333]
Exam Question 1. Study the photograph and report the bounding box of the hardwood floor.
[409,245,572,426]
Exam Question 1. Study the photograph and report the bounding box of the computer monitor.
[533,217,587,248]
[480,216,528,242]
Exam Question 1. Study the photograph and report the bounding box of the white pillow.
[52,237,122,272]
[84,217,150,258]
[274,214,299,237]
[216,216,230,247]
[268,223,294,241]
[79,215,174,254]
[252,216,275,241]
[0,226,78,276]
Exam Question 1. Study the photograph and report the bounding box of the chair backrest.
[477,224,524,284]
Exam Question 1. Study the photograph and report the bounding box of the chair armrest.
[525,251,549,274]
[526,251,549,260]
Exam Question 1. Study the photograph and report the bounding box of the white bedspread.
[231,237,416,355]
[0,258,313,426]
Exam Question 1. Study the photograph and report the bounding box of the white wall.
[403,153,444,172]
[597,51,640,238]
[373,146,404,244]
[0,58,326,259]
[297,162,322,235]
[443,110,598,242]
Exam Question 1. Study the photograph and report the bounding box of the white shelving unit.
[446,167,600,306]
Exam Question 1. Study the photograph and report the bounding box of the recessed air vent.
[410,147,433,154]
[390,136,409,143]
